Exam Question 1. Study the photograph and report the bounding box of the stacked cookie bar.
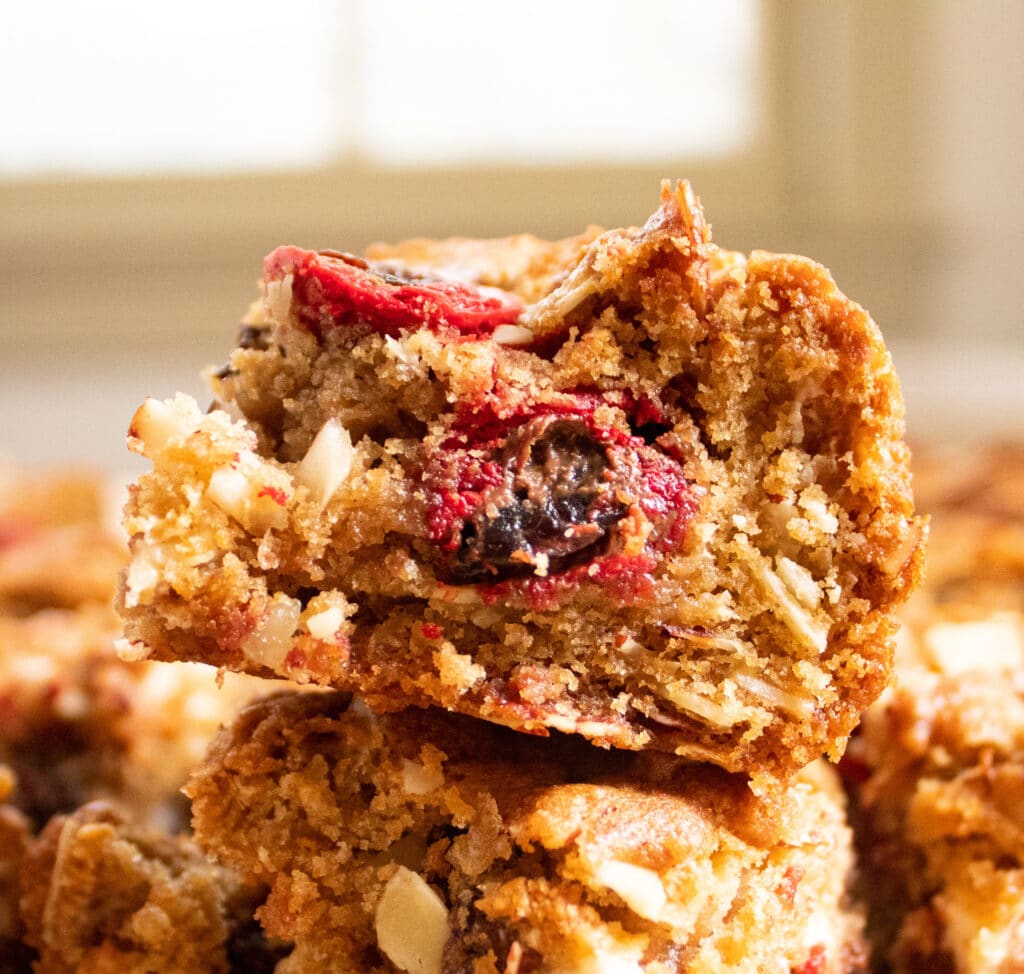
[116,181,924,972]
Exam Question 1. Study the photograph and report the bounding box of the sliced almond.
[775,556,823,611]
[733,672,816,718]
[662,681,741,727]
[491,324,535,346]
[590,859,667,922]
[744,545,830,655]
[264,273,293,324]
[374,866,449,974]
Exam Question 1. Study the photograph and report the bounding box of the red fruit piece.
[424,394,700,589]
[264,246,523,338]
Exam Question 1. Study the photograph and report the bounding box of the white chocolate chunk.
[127,397,183,458]
[295,418,352,508]
[375,867,449,974]
[305,606,347,641]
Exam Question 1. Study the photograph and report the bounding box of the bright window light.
[0,0,342,176]
[0,0,760,176]
[356,0,761,166]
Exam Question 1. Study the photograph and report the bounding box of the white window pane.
[355,0,760,165]
[0,0,341,176]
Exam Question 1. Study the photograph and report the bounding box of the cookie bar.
[18,802,285,974]
[188,690,867,974]
[120,181,923,778]
[845,444,1024,971]
[852,663,1024,972]
[0,465,124,615]
[0,603,265,831]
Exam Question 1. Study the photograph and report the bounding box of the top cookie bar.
[118,181,923,779]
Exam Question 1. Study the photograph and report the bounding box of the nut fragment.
[127,395,201,459]
[401,759,444,796]
[294,418,353,509]
[590,859,667,922]
[374,866,449,974]
[491,324,535,346]
[206,454,290,535]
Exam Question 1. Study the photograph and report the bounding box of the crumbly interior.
[18,802,283,974]
[119,180,924,779]
[847,444,1024,972]
[188,690,866,974]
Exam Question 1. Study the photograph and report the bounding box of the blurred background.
[2,0,1022,470]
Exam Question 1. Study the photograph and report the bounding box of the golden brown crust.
[365,228,602,305]
[189,690,867,974]
[120,180,923,780]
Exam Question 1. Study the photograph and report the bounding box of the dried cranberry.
[449,417,627,582]
[264,246,523,338]
[425,396,700,588]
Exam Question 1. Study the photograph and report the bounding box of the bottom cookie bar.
[18,802,287,974]
[189,691,867,974]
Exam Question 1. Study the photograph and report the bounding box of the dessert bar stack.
[113,181,925,972]
[111,181,926,972]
